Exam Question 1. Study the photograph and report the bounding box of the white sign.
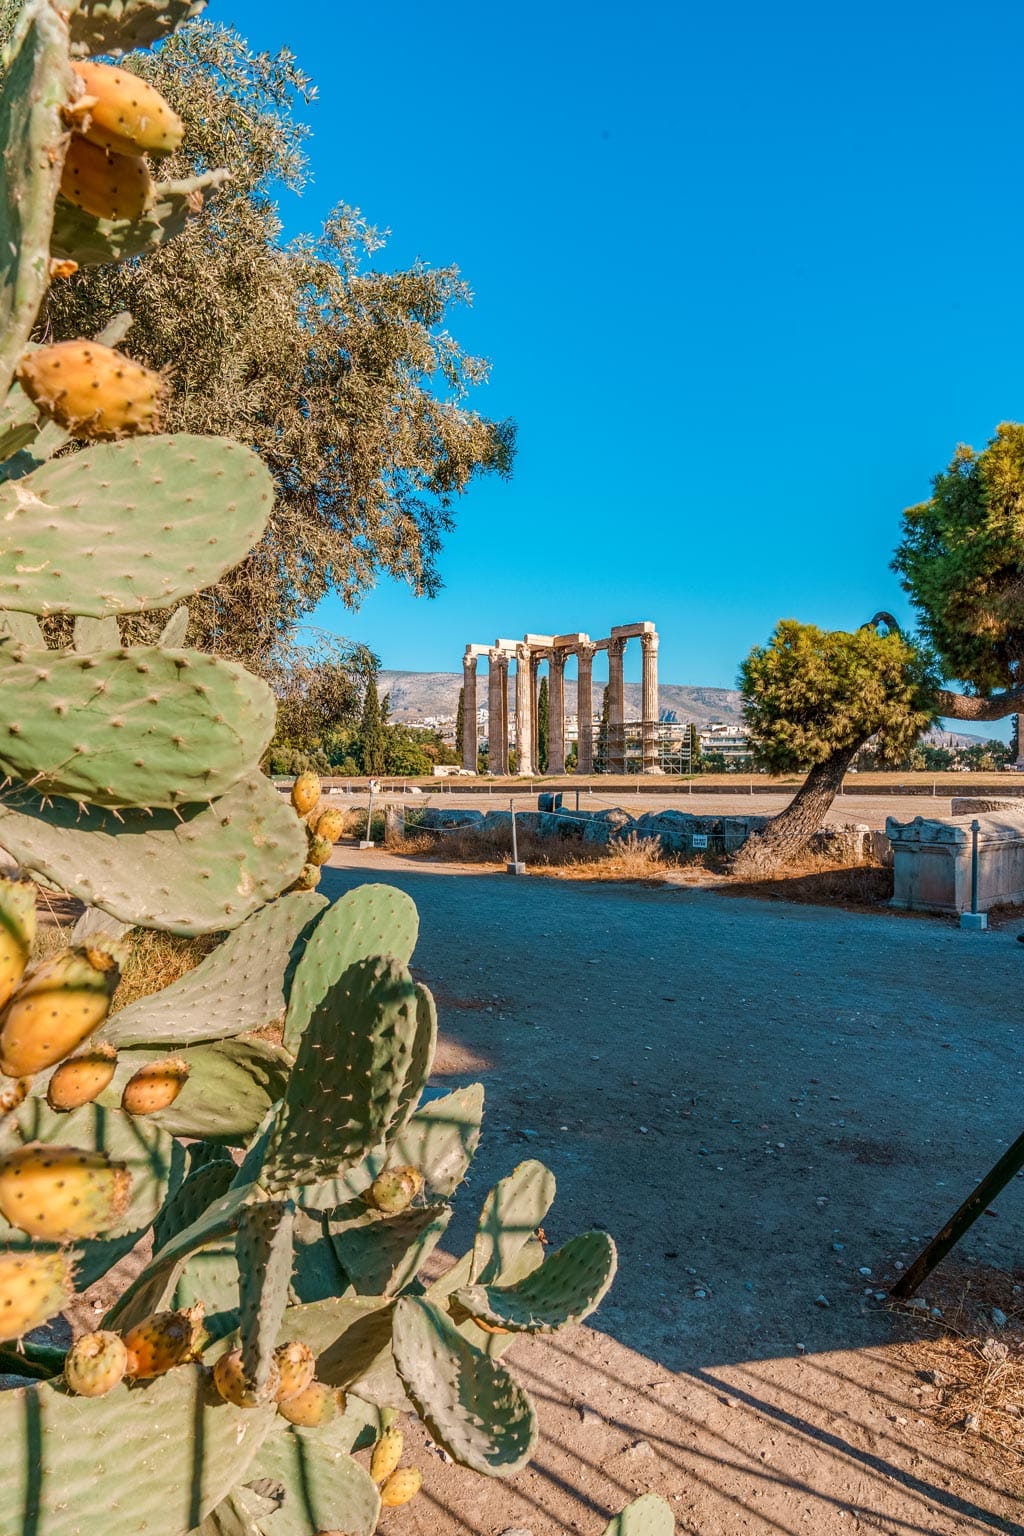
[691,833,709,849]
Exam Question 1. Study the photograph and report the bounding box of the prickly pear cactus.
[0,5,620,1534]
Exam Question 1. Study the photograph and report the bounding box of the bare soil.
[324,850,1024,1536]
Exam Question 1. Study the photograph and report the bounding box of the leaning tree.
[733,421,1024,874]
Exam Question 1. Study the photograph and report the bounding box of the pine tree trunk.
[731,745,859,877]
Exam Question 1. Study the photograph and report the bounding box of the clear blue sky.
[220,0,1024,701]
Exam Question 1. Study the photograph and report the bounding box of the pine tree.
[455,686,465,758]
[359,677,387,777]
[537,676,549,773]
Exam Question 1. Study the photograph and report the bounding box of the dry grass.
[387,821,685,883]
[721,854,894,911]
[895,1262,1024,1489]
[29,919,217,1013]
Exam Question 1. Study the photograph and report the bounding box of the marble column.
[530,653,542,774]
[462,649,478,773]
[515,645,533,776]
[548,652,566,775]
[498,654,510,774]
[575,643,595,774]
[608,636,627,774]
[487,650,508,776]
[641,630,660,774]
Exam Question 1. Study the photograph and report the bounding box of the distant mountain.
[378,669,996,748]
[379,670,744,728]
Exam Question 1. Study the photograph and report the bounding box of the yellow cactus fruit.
[380,1467,423,1508]
[370,1426,404,1484]
[306,836,334,868]
[46,1042,118,1112]
[276,1379,339,1427]
[291,773,322,817]
[212,1347,280,1409]
[312,808,345,843]
[0,880,35,1014]
[273,1340,316,1403]
[290,863,321,893]
[0,1250,74,1344]
[64,1330,129,1397]
[72,61,184,158]
[121,1055,190,1117]
[124,1302,203,1379]
[0,1143,131,1242]
[59,133,152,221]
[363,1165,424,1216]
[0,936,127,1078]
[16,341,166,444]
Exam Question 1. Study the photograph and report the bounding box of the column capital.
[608,635,628,660]
[641,631,659,655]
[463,647,478,670]
[576,641,596,664]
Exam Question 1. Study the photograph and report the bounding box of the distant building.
[699,721,751,762]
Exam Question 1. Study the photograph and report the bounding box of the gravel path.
[323,854,1024,1535]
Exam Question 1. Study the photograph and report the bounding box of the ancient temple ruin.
[461,622,660,775]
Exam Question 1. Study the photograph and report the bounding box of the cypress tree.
[360,677,387,776]
[455,686,465,757]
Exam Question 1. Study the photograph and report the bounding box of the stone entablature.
[462,622,660,776]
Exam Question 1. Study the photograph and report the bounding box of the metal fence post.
[507,797,525,875]
[959,818,987,929]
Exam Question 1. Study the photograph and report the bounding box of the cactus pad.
[471,1160,557,1285]
[0,434,274,617]
[391,1295,537,1476]
[112,1037,292,1145]
[68,0,209,57]
[263,957,420,1193]
[237,1199,294,1390]
[0,1364,276,1536]
[603,1496,676,1536]
[386,1082,485,1198]
[282,884,419,1052]
[333,1203,451,1298]
[101,892,326,1046]
[236,1420,381,1536]
[0,771,307,935]
[456,1230,617,1333]
[0,643,274,807]
[0,1,74,402]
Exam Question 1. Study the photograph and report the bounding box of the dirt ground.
[321,851,1024,1536]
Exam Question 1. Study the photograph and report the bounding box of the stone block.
[888,810,1024,913]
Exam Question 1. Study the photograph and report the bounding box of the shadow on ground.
[324,859,1024,1534]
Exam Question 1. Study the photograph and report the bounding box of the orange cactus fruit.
[380,1468,423,1508]
[0,1251,74,1344]
[123,1302,204,1380]
[16,341,166,444]
[0,1143,131,1242]
[273,1340,316,1403]
[212,1348,279,1408]
[306,836,334,868]
[121,1055,189,1117]
[64,1330,129,1397]
[72,61,184,158]
[0,879,36,1014]
[276,1379,340,1427]
[312,808,345,843]
[59,134,152,222]
[290,773,321,817]
[47,1042,118,1112]
[0,936,127,1078]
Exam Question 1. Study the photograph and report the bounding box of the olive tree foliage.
[2,9,514,668]
[262,632,377,773]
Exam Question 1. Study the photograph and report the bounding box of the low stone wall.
[406,803,876,862]
[887,811,1024,913]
